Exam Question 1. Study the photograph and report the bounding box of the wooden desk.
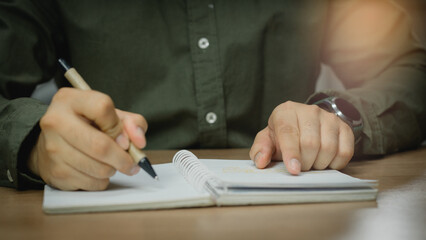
[1,148,425,240]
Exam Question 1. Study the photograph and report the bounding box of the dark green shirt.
[1,0,425,189]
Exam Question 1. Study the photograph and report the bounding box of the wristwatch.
[312,96,363,144]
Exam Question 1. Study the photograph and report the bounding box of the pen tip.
[155,176,159,181]
[58,58,71,71]
[138,157,159,180]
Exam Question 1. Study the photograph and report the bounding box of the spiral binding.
[172,150,221,195]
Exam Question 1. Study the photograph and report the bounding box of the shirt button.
[7,169,13,183]
[205,112,217,124]
[208,3,214,9]
[198,38,210,49]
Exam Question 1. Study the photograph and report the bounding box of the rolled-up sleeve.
[314,0,426,155]
[0,0,58,188]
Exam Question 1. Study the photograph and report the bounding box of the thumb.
[116,109,148,149]
[249,127,276,169]
[95,107,130,150]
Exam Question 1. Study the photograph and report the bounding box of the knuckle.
[313,162,327,170]
[52,87,73,102]
[330,162,345,170]
[310,104,322,112]
[249,148,255,159]
[40,113,60,130]
[324,125,340,138]
[133,114,146,125]
[274,101,295,112]
[269,109,280,125]
[269,101,302,128]
[254,127,268,139]
[337,148,354,160]
[322,110,335,120]
[117,160,134,174]
[117,161,134,174]
[301,137,319,151]
[306,104,321,114]
[301,164,312,171]
[341,122,353,133]
[44,141,59,156]
[95,93,114,115]
[320,141,337,154]
[97,179,110,190]
[329,164,338,170]
[302,119,315,129]
[254,131,262,140]
[115,155,135,173]
[268,115,277,128]
[135,114,149,132]
[141,119,148,131]
[85,179,110,191]
[277,125,299,136]
[96,166,116,178]
[92,138,111,158]
[329,113,340,123]
[50,166,68,180]
[283,100,296,107]
[301,158,315,171]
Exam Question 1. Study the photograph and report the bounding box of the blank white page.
[200,159,375,188]
[43,163,212,214]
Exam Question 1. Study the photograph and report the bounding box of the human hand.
[249,101,355,175]
[28,88,148,190]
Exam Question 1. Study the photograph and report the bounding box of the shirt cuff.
[17,121,45,189]
[1,98,47,189]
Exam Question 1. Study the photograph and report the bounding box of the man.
[1,0,425,190]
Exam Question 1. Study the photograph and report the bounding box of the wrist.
[16,121,45,189]
[311,95,363,144]
[28,143,40,177]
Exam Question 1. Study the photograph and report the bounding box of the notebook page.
[43,163,212,214]
[200,159,376,188]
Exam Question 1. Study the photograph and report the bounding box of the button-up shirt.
[1,0,425,189]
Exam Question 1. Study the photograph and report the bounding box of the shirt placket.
[187,0,227,147]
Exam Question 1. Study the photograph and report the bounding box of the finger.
[298,105,321,171]
[269,106,301,175]
[54,88,123,139]
[53,136,119,179]
[329,123,355,170]
[116,109,148,149]
[249,127,276,169]
[66,117,136,175]
[40,108,136,175]
[47,162,110,191]
[115,130,130,150]
[312,112,339,170]
[36,133,111,191]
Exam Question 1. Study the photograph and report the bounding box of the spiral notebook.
[43,150,377,214]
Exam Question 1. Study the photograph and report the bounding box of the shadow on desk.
[344,146,426,192]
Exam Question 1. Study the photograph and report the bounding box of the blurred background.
[32,0,426,102]
[395,0,425,43]
[316,0,426,90]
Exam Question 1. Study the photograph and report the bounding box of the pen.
[58,58,159,180]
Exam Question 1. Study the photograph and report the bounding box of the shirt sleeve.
[315,0,426,155]
[0,0,59,188]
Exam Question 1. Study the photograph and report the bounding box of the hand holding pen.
[27,59,157,191]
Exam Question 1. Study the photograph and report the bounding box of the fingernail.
[136,127,144,138]
[130,166,140,175]
[116,133,129,150]
[290,158,301,173]
[254,152,263,166]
